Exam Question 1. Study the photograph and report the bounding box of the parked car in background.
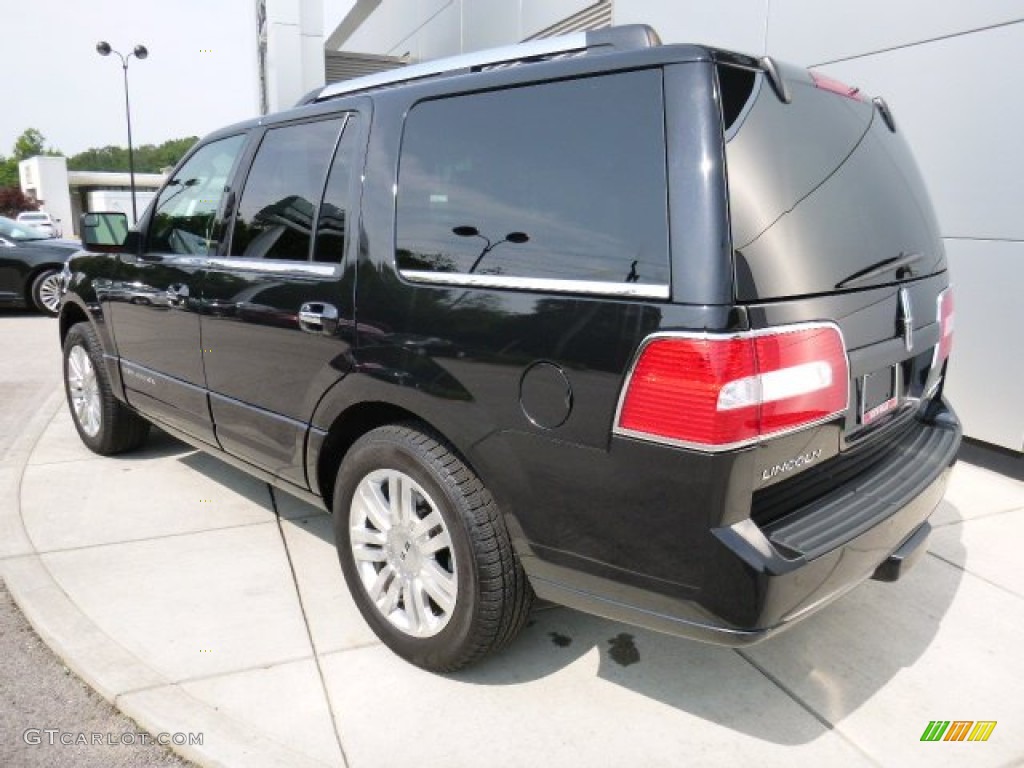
[0,216,78,315]
[16,211,62,238]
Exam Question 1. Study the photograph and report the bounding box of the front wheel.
[63,322,150,455]
[31,268,62,316]
[334,424,532,671]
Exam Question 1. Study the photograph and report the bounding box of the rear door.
[110,134,247,444]
[199,111,363,486]
[356,68,682,572]
[719,63,951,481]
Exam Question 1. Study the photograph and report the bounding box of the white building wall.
[264,0,327,111]
[615,0,767,54]
[345,0,450,56]
[87,190,159,221]
[18,157,74,239]
[762,3,1024,451]
[319,1,1024,450]
[337,0,596,58]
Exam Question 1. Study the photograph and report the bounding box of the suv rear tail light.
[615,324,849,451]
[810,71,866,101]
[934,287,954,365]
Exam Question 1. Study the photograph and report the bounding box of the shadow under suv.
[59,25,960,672]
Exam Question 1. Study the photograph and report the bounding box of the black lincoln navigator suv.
[60,25,960,671]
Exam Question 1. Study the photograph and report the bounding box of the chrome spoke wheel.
[67,345,102,437]
[37,273,63,313]
[350,469,457,638]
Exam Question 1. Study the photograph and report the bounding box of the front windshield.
[0,216,49,241]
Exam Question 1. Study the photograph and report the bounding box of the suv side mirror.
[81,212,129,253]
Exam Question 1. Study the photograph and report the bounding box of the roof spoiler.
[758,56,792,104]
[711,50,792,105]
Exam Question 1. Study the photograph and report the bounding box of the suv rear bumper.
[524,400,960,646]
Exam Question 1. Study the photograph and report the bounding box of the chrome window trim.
[611,321,851,453]
[398,269,670,299]
[204,257,340,278]
[119,254,212,268]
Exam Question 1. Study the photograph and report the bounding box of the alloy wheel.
[67,345,102,437]
[349,468,458,638]
[37,272,63,313]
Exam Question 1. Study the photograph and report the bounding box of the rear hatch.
[717,60,953,498]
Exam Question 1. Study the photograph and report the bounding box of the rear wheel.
[31,269,62,316]
[63,322,150,455]
[334,424,533,671]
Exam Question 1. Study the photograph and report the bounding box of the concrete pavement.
[0,312,190,767]
[2,317,1023,766]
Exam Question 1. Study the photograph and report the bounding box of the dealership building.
[18,155,163,234]
[26,0,1024,452]
[272,0,1021,452]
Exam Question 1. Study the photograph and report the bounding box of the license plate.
[860,365,899,425]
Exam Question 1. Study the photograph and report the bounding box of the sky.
[1,0,264,157]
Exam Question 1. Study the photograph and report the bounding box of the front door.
[199,113,363,486]
[108,134,248,444]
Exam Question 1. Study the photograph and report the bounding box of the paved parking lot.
[2,314,1023,767]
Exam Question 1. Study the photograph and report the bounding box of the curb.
[0,396,338,768]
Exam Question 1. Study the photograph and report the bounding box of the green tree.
[66,145,128,172]
[0,156,18,188]
[67,136,198,174]
[0,129,196,211]
[12,128,61,161]
[0,128,62,192]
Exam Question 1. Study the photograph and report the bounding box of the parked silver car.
[16,211,62,238]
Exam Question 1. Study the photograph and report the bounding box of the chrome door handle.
[298,302,339,335]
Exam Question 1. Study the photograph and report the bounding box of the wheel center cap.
[386,530,422,577]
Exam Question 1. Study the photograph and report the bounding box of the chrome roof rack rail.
[312,24,661,103]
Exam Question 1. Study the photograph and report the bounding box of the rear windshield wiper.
[836,251,923,289]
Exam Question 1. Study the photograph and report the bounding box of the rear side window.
[396,70,670,294]
[230,117,343,261]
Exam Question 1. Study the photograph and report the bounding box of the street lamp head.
[96,41,111,56]
[133,45,148,60]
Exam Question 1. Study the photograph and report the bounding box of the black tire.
[334,424,533,672]
[30,268,62,316]
[62,322,150,455]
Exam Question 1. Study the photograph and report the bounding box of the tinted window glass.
[396,70,670,287]
[149,135,245,255]
[726,77,945,300]
[231,118,342,260]
[313,115,360,263]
